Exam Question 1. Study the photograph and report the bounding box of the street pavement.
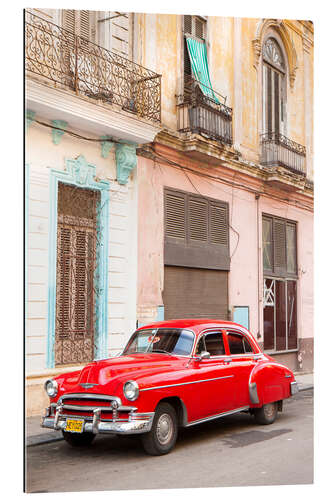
[25,388,313,492]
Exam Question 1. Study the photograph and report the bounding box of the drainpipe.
[256,193,261,343]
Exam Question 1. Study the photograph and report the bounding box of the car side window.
[227,332,254,354]
[243,337,253,353]
[204,332,225,356]
[196,336,206,354]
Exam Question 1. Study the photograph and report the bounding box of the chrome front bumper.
[41,409,154,435]
[290,381,299,395]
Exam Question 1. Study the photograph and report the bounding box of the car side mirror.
[196,351,210,361]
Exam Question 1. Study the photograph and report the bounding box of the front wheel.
[141,402,178,456]
[62,431,96,447]
[254,402,278,425]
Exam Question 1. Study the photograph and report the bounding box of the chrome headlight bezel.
[44,379,58,398]
[123,380,139,401]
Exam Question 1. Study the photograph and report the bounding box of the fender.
[249,360,295,407]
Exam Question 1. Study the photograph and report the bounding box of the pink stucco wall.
[137,153,313,344]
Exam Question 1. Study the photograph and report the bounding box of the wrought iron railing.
[177,76,233,146]
[25,11,161,122]
[260,133,306,176]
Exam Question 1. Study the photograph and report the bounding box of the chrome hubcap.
[264,403,275,419]
[156,413,173,445]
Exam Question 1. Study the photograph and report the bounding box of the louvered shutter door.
[57,227,71,339]
[184,15,193,34]
[63,9,76,34]
[195,17,205,39]
[79,10,97,43]
[210,203,228,245]
[273,219,286,275]
[164,189,230,270]
[55,183,98,366]
[165,191,186,240]
[188,197,208,242]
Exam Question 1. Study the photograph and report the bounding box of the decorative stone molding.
[252,19,298,88]
[65,155,100,187]
[51,119,67,145]
[26,109,35,130]
[100,136,114,158]
[115,143,137,185]
[47,156,110,368]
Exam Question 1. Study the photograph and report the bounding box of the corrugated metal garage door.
[163,266,228,320]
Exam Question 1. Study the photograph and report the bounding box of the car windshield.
[122,328,195,356]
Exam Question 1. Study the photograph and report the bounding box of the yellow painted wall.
[139,14,313,168]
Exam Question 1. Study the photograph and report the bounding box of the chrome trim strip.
[61,404,137,412]
[186,406,250,427]
[140,375,234,392]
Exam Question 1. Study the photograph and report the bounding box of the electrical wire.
[33,119,121,144]
[139,144,314,213]
[31,118,313,213]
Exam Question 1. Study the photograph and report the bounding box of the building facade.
[25,8,161,415]
[135,15,314,372]
[25,9,314,416]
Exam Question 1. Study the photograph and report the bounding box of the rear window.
[227,332,253,354]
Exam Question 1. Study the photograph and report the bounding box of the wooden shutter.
[63,9,76,34]
[210,203,228,245]
[55,183,99,366]
[267,66,272,134]
[262,216,273,272]
[184,15,193,34]
[274,71,280,135]
[164,189,230,270]
[165,191,186,240]
[195,17,205,40]
[286,223,297,274]
[188,197,208,241]
[62,9,96,42]
[273,219,286,275]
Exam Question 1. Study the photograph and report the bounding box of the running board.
[186,406,250,427]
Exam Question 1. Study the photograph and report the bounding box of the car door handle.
[223,357,232,364]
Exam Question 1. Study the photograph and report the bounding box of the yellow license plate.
[65,419,84,433]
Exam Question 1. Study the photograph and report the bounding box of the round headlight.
[44,379,58,398]
[123,380,139,401]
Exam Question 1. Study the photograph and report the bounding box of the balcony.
[177,76,233,147]
[25,12,161,124]
[260,133,306,176]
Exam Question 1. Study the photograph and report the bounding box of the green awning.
[185,36,220,104]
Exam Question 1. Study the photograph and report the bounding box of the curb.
[27,433,63,448]
[298,384,314,392]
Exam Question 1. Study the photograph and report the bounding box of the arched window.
[262,37,286,136]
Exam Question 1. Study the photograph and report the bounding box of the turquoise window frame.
[47,156,110,368]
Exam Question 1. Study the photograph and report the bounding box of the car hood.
[57,353,188,394]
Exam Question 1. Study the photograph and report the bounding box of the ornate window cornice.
[252,19,298,88]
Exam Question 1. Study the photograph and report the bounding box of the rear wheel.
[62,431,96,447]
[141,402,178,456]
[254,402,278,425]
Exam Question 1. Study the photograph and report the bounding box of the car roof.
[137,318,249,333]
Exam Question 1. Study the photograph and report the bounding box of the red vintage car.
[41,319,299,455]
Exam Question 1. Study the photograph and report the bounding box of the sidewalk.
[25,372,313,448]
